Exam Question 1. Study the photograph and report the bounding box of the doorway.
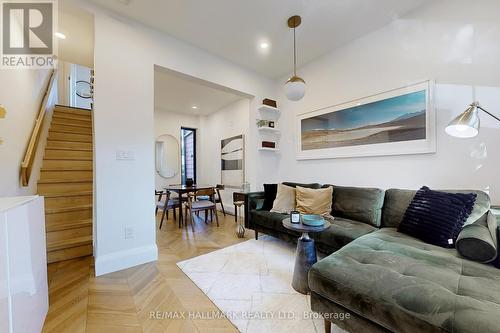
[181,127,196,184]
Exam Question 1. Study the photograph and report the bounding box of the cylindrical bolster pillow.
[457,222,497,263]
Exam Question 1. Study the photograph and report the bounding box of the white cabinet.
[0,196,48,333]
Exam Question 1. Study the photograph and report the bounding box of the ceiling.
[58,1,94,68]
[154,66,246,116]
[87,0,429,78]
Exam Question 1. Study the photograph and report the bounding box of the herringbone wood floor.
[42,210,255,332]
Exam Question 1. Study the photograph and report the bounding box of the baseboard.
[95,244,158,276]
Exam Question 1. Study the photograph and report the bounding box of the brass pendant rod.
[293,26,297,76]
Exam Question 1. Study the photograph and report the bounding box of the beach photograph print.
[221,134,244,188]
[301,90,427,151]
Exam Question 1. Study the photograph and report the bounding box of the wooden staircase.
[38,105,93,263]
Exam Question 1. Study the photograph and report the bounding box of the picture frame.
[297,81,436,160]
[221,134,245,189]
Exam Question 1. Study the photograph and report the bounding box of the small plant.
[256,119,270,127]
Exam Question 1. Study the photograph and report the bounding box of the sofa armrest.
[245,191,265,229]
[490,208,500,266]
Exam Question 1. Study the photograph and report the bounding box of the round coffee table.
[282,217,331,294]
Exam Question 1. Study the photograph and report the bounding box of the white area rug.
[177,235,346,333]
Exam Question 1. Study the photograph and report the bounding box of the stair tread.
[38,178,93,184]
[44,157,93,161]
[45,147,92,152]
[49,129,92,135]
[45,204,92,214]
[41,168,93,172]
[51,121,92,128]
[47,235,92,251]
[46,219,92,232]
[42,191,92,198]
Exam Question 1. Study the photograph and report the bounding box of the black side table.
[282,217,331,294]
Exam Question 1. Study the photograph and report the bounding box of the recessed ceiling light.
[54,32,66,39]
[260,42,270,49]
[191,105,198,109]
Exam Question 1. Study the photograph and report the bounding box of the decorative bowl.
[302,214,325,227]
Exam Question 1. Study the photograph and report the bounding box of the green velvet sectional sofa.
[245,183,500,333]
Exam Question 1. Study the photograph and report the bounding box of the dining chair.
[156,191,181,229]
[155,190,164,215]
[196,184,226,216]
[215,184,226,216]
[185,188,219,232]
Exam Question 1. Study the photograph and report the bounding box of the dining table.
[164,184,215,226]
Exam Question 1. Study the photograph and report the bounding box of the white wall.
[154,110,200,189]
[0,69,52,197]
[199,99,251,213]
[275,0,500,204]
[91,6,276,275]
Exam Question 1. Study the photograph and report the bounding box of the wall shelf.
[257,127,281,134]
[258,147,280,152]
[258,104,280,114]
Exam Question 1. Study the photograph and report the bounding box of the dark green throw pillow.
[456,212,497,263]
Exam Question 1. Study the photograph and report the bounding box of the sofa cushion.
[311,217,376,253]
[398,186,477,248]
[457,211,498,263]
[296,186,333,217]
[330,186,385,227]
[309,228,500,333]
[270,184,296,214]
[382,188,490,228]
[250,210,288,230]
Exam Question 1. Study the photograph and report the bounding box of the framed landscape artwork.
[221,134,244,188]
[297,81,436,160]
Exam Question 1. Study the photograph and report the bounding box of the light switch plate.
[116,150,135,160]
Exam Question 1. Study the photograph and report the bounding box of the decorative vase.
[236,223,245,238]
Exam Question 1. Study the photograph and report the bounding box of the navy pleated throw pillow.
[398,186,477,248]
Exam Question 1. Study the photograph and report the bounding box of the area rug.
[177,235,346,333]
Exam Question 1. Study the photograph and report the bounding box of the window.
[180,127,196,184]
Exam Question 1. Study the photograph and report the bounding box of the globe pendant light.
[285,15,306,101]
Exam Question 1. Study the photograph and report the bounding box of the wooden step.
[51,115,92,127]
[53,110,92,122]
[46,218,92,232]
[46,225,92,244]
[50,124,92,135]
[44,204,92,214]
[48,131,92,143]
[46,140,92,150]
[38,181,92,194]
[47,243,93,263]
[47,235,92,251]
[44,193,92,209]
[54,105,92,116]
[51,118,92,128]
[42,159,92,170]
[40,170,93,181]
[44,149,93,160]
[45,207,92,223]
[39,178,92,184]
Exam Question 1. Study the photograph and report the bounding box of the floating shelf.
[258,127,281,134]
[258,105,280,114]
[258,147,280,152]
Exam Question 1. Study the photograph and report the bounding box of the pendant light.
[284,15,306,101]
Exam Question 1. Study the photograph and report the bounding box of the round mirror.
[155,134,180,178]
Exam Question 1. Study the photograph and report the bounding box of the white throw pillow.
[270,184,296,214]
